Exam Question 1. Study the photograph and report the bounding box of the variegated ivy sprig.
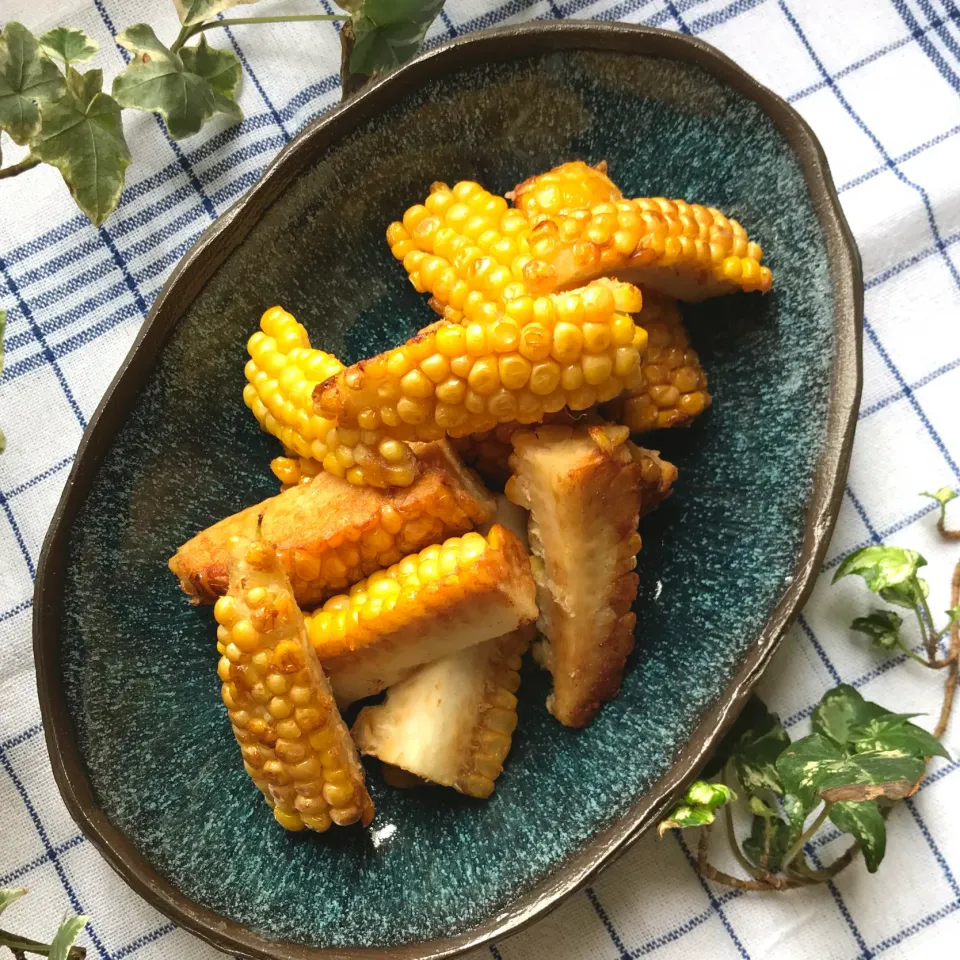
[0,887,88,960]
[0,0,444,224]
[660,487,959,889]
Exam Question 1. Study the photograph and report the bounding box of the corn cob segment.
[169,441,496,606]
[352,624,533,799]
[305,526,538,707]
[242,307,350,471]
[214,535,374,832]
[313,280,648,487]
[603,292,711,432]
[505,423,675,727]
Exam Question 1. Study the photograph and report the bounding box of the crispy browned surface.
[507,424,646,727]
[168,441,495,606]
[631,444,679,519]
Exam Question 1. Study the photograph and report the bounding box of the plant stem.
[722,764,762,880]
[694,827,807,891]
[171,14,348,52]
[920,588,940,661]
[0,929,86,958]
[913,603,935,663]
[0,156,40,180]
[781,802,832,872]
[896,637,932,667]
[934,558,960,740]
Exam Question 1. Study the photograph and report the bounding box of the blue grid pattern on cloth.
[1,0,959,957]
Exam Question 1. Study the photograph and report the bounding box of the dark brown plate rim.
[33,19,863,960]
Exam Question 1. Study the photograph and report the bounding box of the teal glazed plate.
[35,21,862,960]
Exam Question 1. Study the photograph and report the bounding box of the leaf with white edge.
[48,913,89,960]
[811,684,890,747]
[775,732,845,808]
[112,25,216,139]
[657,803,715,837]
[179,36,242,122]
[849,715,950,760]
[851,610,903,652]
[833,546,927,593]
[39,27,99,66]
[30,69,131,226]
[173,0,257,27]
[685,780,736,810]
[921,486,957,524]
[0,22,66,144]
[742,815,791,872]
[0,887,28,915]
[829,800,886,872]
[733,717,790,795]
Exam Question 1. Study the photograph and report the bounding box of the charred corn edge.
[305,526,521,661]
[453,625,532,799]
[214,536,373,832]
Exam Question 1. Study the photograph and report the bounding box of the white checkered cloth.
[2,1,959,957]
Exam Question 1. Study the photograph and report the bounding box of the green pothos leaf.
[742,815,792,873]
[48,913,89,960]
[30,69,131,226]
[734,717,790,796]
[810,684,889,747]
[851,609,903,652]
[849,715,950,760]
[782,792,809,836]
[349,0,445,75]
[0,22,66,144]
[38,27,99,66]
[834,546,927,594]
[0,886,27,915]
[179,35,242,122]
[776,732,845,809]
[702,695,776,778]
[112,25,237,139]
[880,577,929,610]
[657,781,735,837]
[829,800,886,872]
[174,0,260,27]
[921,486,957,525]
[657,803,716,837]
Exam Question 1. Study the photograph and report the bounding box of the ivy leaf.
[657,803,716,837]
[702,695,777,778]
[834,546,927,594]
[880,576,929,610]
[179,36,242,122]
[742,815,791,872]
[0,22,67,144]
[776,732,845,809]
[38,27,99,66]
[113,24,227,140]
[734,717,790,796]
[851,610,903,652]
[811,684,889,747]
[782,792,810,835]
[921,486,957,525]
[48,913,89,960]
[849,715,949,760]
[812,749,926,803]
[30,69,131,226]
[350,0,445,75]
[829,800,886,873]
[174,0,258,27]
[0,887,28,915]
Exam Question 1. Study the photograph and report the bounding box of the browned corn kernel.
[352,624,533,798]
[313,280,648,487]
[304,526,538,707]
[243,307,345,468]
[602,292,711,433]
[214,535,374,832]
[168,441,495,606]
[505,423,676,727]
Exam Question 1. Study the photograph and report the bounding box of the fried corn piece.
[630,443,679,518]
[270,455,323,490]
[305,526,537,707]
[242,307,352,474]
[505,423,676,727]
[169,441,495,606]
[352,624,533,799]
[603,292,711,432]
[386,170,770,320]
[313,279,647,487]
[508,160,622,219]
[214,535,374,832]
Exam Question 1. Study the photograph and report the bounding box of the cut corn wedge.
[352,624,533,798]
[214,535,374,832]
[306,526,538,707]
[506,423,675,727]
[169,440,494,607]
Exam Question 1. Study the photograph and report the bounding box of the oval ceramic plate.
[35,20,862,960]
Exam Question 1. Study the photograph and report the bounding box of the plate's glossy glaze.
[35,22,861,960]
